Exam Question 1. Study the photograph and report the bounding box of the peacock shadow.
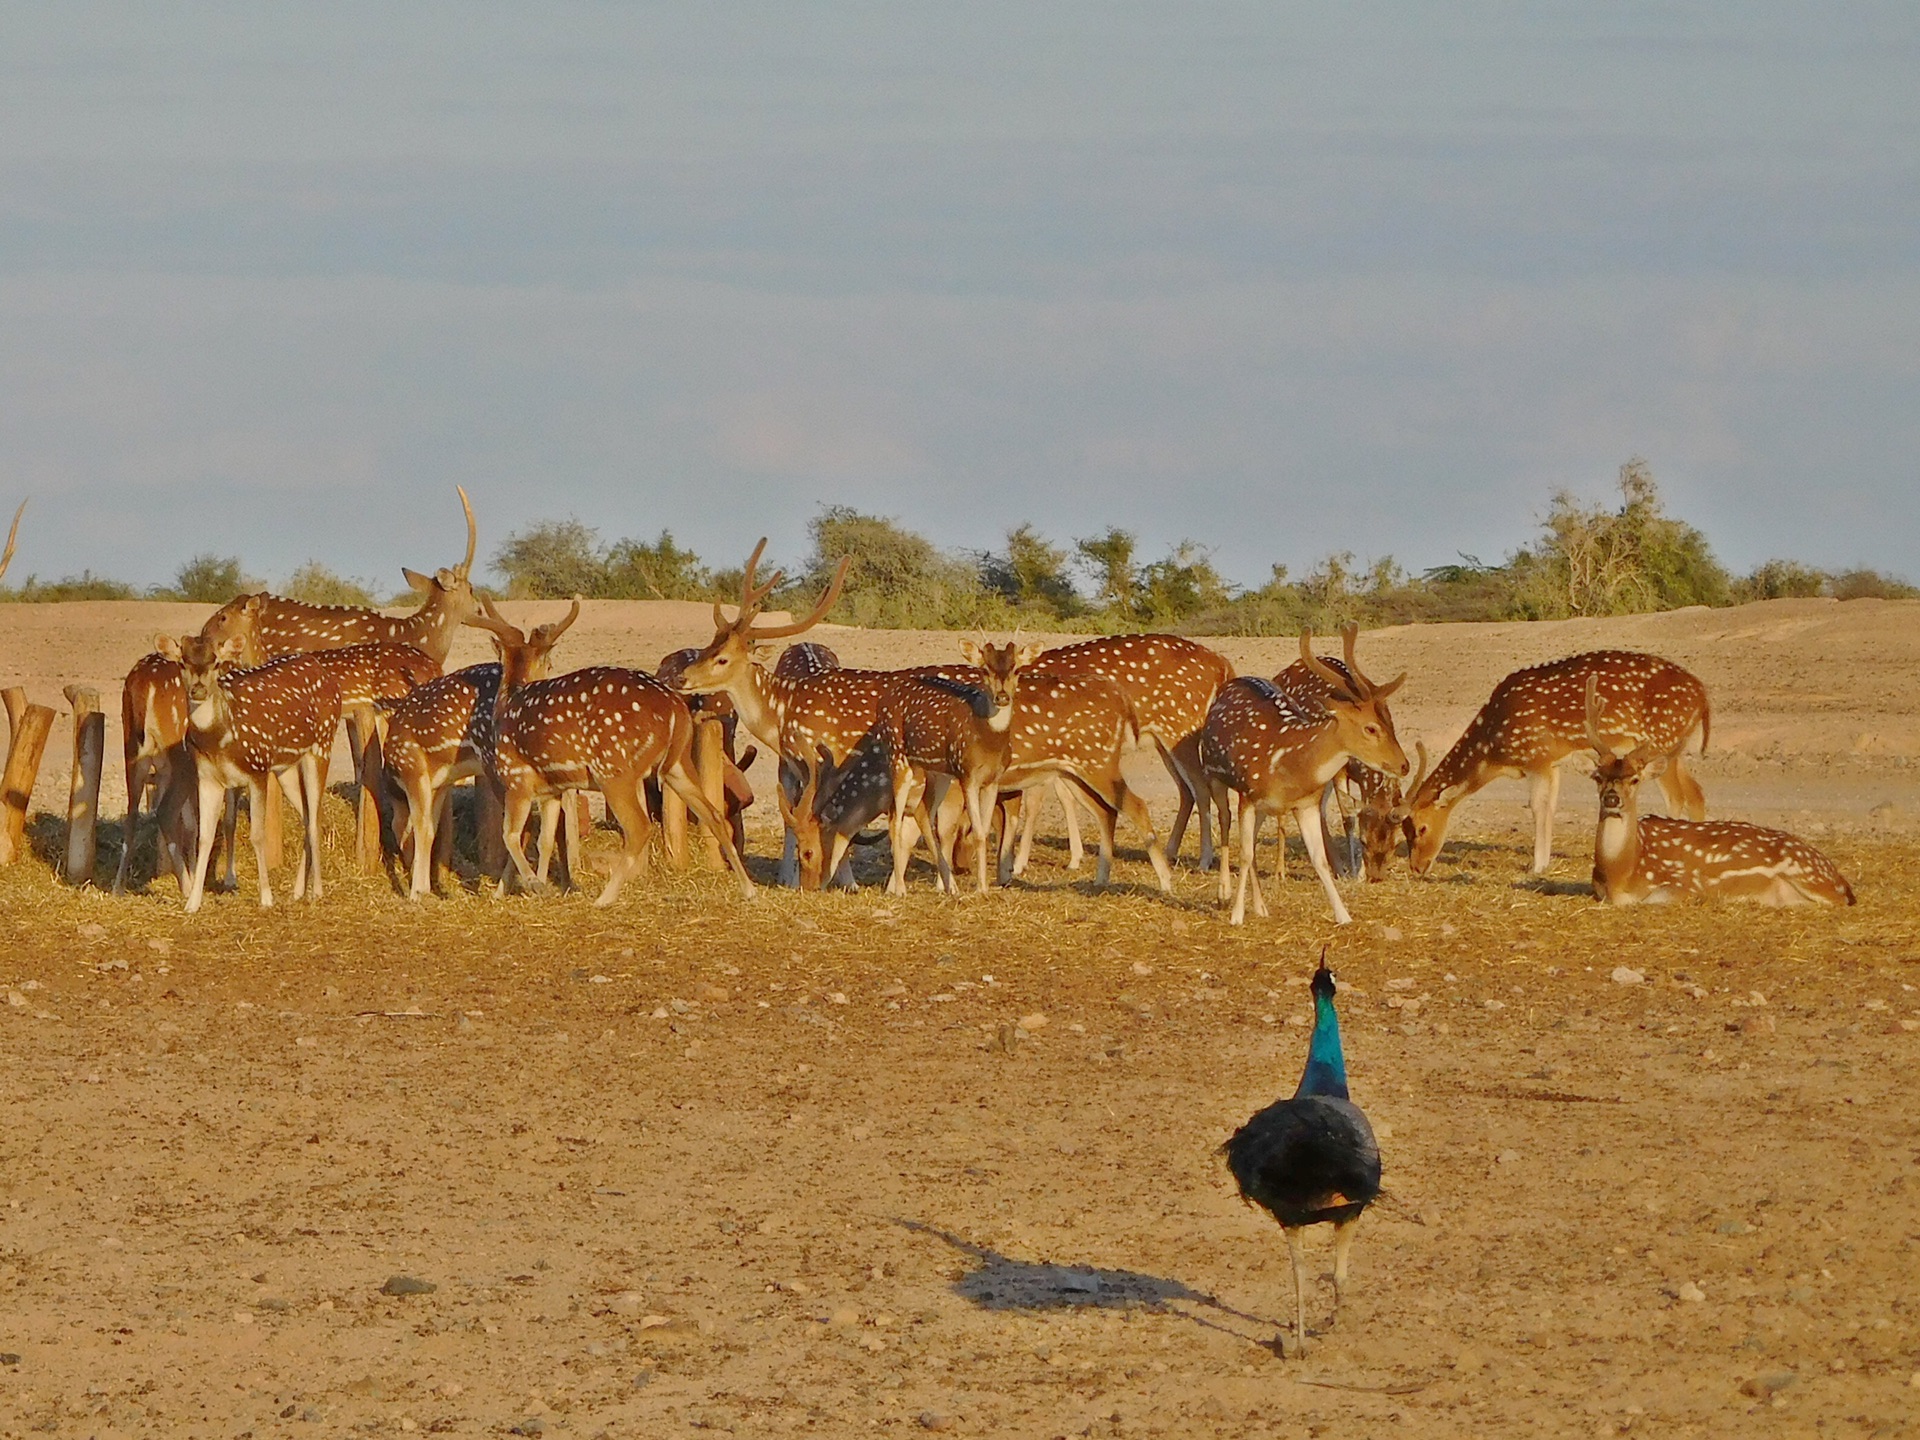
[895,1219,1277,1339]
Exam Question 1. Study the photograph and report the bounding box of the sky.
[2,2,1916,593]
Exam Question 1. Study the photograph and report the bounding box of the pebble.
[147,938,171,954]
[1016,1013,1047,1031]
[918,1413,955,1432]
[607,1291,648,1315]
[1740,1372,1796,1397]
[830,1306,859,1327]
[1495,1149,1521,1165]
[77,922,106,940]
[1612,967,1646,985]
[380,1275,437,1297]
[1677,1282,1706,1303]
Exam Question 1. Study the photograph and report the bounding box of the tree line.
[4,460,1912,630]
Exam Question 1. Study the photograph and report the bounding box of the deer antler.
[455,486,477,578]
[533,597,582,646]
[1583,675,1618,764]
[712,538,786,632]
[0,499,23,586]
[471,593,527,646]
[1391,741,1431,820]
[746,555,851,640]
[1297,630,1362,703]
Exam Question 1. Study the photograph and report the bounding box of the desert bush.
[800,507,1007,629]
[166,554,253,605]
[1829,567,1919,601]
[493,521,608,599]
[2,571,140,602]
[284,562,378,608]
[603,531,713,601]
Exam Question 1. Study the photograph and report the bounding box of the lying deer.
[476,601,755,906]
[1407,649,1709,877]
[176,637,343,912]
[1202,632,1409,925]
[1585,677,1852,906]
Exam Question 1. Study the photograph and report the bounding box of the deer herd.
[1,490,1859,918]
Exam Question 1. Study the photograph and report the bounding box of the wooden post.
[695,716,728,870]
[0,688,56,866]
[62,685,104,886]
[474,775,505,880]
[661,777,689,869]
[256,779,284,871]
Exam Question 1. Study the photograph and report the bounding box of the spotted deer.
[1272,627,1426,882]
[783,739,892,890]
[200,487,480,665]
[380,599,572,902]
[1584,677,1851,906]
[993,669,1177,892]
[1406,650,1709,878]
[114,645,240,895]
[176,638,344,912]
[652,646,758,860]
[1027,634,1234,869]
[1201,633,1409,925]
[474,601,755,906]
[675,542,986,887]
[0,499,22,584]
[875,642,1027,894]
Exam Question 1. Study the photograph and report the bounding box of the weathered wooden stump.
[0,687,56,866]
[62,685,105,886]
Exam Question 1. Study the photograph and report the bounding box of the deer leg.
[1229,796,1259,925]
[662,757,757,899]
[886,767,918,897]
[1109,778,1175,893]
[245,776,280,909]
[183,761,227,914]
[534,796,563,888]
[1527,766,1559,874]
[405,775,437,901]
[996,790,1021,884]
[1659,751,1707,820]
[1212,780,1236,904]
[969,780,999,894]
[1053,776,1086,872]
[116,754,153,895]
[499,785,543,896]
[592,779,648,907]
[1011,784,1038,876]
[299,754,325,902]
[215,787,240,892]
[1296,795,1351,925]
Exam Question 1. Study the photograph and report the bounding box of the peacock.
[1223,952,1381,1357]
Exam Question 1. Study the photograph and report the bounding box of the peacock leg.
[1330,1216,1360,1326]
[1286,1226,1308,1357]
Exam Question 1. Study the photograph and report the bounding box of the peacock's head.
[1310,949,1336,1002]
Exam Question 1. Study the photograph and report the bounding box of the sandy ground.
[1,598,1918,1437]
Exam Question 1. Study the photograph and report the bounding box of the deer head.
[404,485,481,621]
[1585,675,1664,819]
[674,540,851,697]
[469,595,580,689]
[1297,628,1410,778]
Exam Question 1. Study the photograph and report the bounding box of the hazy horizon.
[4,4,1915,592]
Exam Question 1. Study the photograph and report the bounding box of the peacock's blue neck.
[1294,989,1350,1100]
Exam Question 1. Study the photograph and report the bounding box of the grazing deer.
[1341,744,1428,883]
[1202,633,1409,925]
[200,487,480,665]
[876,642,1028,894]
[114,645,240,895]
[1028,634,1235,869]
[1406,650,1709,877]
[476,601,755,906]
[783,739,892,890]
[0,499,22,585]
[177,638,344,912]
[1585,678,1852,906]
[994,670,1177,892]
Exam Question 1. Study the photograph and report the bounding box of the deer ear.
[215,635,247,664]
[1015,644,1040,668]
[155,634,182,660]
[753,643,776,665]
[1631,749,1669,782]
[959,640,983,665]
[402,567,433,594]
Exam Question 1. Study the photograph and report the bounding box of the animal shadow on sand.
[896,1219,1276,1343]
